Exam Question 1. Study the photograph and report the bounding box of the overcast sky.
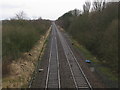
[0,0,118,20]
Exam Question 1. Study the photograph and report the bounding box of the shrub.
[2,20,50,61]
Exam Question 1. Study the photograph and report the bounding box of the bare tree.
[102,0,106,10]
[15,11,27,20]
[38,17,42,20]
[83,1,91,13]
[71,9,81,16]
[92,0,106,11]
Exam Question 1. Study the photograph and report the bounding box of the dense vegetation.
[3,19,50,62]
[57,2,118,74]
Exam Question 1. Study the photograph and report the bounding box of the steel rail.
[55,36,61,89]
[45,24,60,89]
[55,23,92,90]
[64,37,92,89]
[45,35,53,89]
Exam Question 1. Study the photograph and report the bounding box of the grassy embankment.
[2,19,50,88]
[71,38,118,87]
[57,2,118,87]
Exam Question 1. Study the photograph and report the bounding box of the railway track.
[54,22,92,90]
[45,24,60,88]
[31,22,92,89]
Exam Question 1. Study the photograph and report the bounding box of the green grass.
[71,38,96,61]
[98,67,118,81]
[71,38,118,83]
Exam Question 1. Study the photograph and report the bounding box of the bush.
[2,20,50,61]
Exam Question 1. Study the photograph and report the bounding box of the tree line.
[57,1,118,74]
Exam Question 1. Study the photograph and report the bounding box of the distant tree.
[83,1,91,13]
[102,0,106,10]
[38,17,42,20]
[15,11,27,20]
[71,9,81,16]
[92,0,105,11]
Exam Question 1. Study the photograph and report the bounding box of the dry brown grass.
[2,26,51,88]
